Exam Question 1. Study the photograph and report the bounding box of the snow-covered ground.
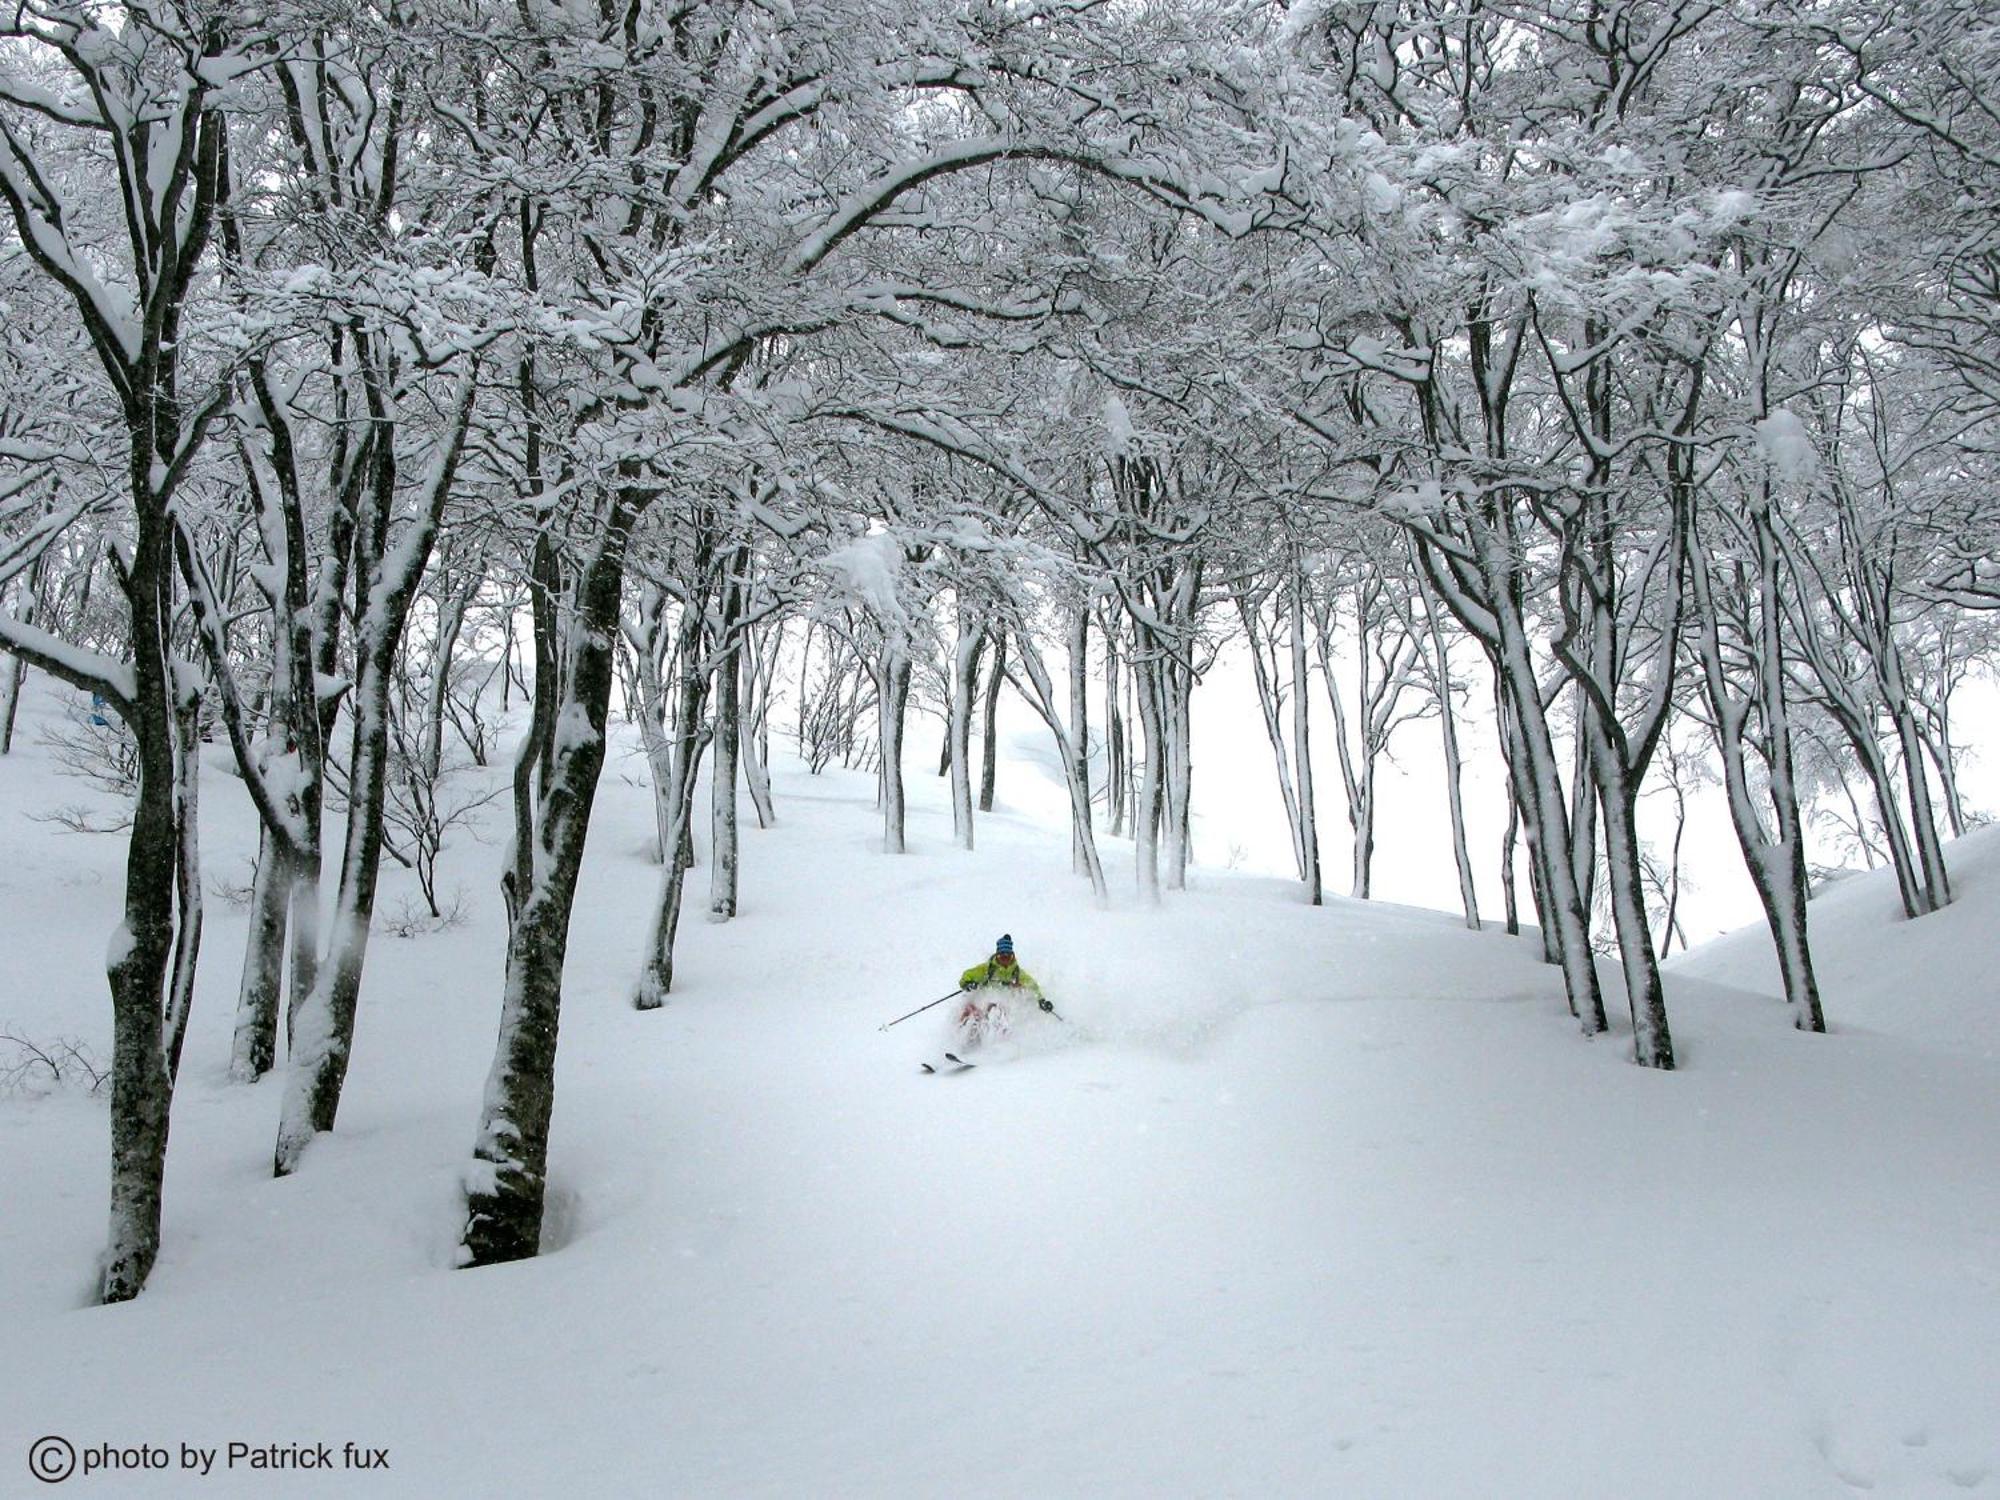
[3,681,1998,1497]
[1668,823,2000,1061]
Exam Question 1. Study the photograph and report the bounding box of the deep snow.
[2,680,1997,1497]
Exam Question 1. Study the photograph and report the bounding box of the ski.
[920,1055,976,1074]
[944,1053,975,1068]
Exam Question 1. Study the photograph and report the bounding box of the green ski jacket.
[958,959,1043,997]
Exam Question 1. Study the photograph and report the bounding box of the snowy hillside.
[1670,823,2000,1059]
[4,683,1999,1498]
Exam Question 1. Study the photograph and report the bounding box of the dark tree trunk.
[1067,605,1091,873]
[710,555,747,920]
[462,494,643,1267]
[102,494,183,1304]
[274,373,475,1175]
[0,559,39,753]
[635,602,714,1008]
[231,830,288,1080]
[164,689,203,1082]
[979,630,1005,813]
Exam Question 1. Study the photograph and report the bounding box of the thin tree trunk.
[1238,591,1305,877]
[949,608,984,849]
[1068,604,1091,873]
[1352,760,1375,900]
[709,570,744,921]
[0,650,23,753]
[1290,578,1322,906]
[1132,643,1166,903]
[274,372,475,1175]
[1841,716,1928,918]
[1569,710,1598,935]
[1687,519,1825,1032]
[979,630,1004,812]
[1587,724,1674,1068]
[1164,646,1193,891]
[1892,706,1952,911]
[1918,717,1967,839]
[879,648,911,853]
[740,621,778,830]
[1103,614,1126,839]
[1496,617,1605,1033]
[164,687,203,1082]
[273,642,396,1173]
[1008,627,1109,899]
[1421,581,1478,928]
[635,650,713,1008]
[232,829,288,1081]
[0,561,38,753]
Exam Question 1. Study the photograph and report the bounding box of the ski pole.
[879,988,965,1031]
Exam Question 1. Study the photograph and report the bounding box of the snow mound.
[1669,823,2000,1058]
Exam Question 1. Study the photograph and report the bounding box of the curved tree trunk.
[1495,613,1606,1035]
[634,663,712,1008]
[1418,578,1478,929]
[1687,516,1825,1032]
[274,370,475,1175]
[1587,722,1674,1069]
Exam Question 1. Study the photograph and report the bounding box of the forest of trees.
[2,0,1996,1302]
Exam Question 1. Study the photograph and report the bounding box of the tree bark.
[231,830,287,1081]
[1067,603,1092,874]
[878,646,911,853]
[164,685,204,1082]
[462,494,642,1267]
[1686,513,1825,1032]
[634,640,713,1008]
[740,618,780,829]
[0,560,39,753]
[1236,588,1306,878]
[1586,720,1675,1069]
[101,496,183,1304]
[1418,570,1478,929]
[979,630,1005,812]
[274,371,475,1175]
[709,557,746,920]
[1008,625,1109,899]
[949,605,984,849]
[1289,576,1322,906]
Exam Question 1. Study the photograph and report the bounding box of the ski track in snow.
[1,681,1997,1497]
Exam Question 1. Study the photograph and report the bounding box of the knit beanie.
[995,934,1014,956]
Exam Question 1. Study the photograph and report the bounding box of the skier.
[952,933,1052,1051]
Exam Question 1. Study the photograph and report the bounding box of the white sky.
[971,636,2000,949]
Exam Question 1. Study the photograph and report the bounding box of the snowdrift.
[1670,822,2000,1058]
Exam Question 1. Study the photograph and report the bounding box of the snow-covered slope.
[3,681,1998,1498]
[1669,823,2000,1059]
